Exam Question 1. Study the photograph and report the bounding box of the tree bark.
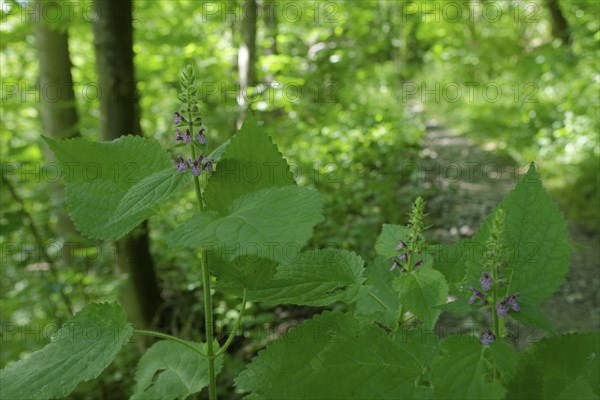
[237,0,258,128]
[545,0,572,47]
[34,0,80,240]
[92,0,162,328]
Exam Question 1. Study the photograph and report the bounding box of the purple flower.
[480,272,492,291]
[414,260,422,269]
[398,253,408,264]
[496,300,509,318]
[173,156,188,172]
[203,158,213,173]
[188,155,203,176]
[175,128,185,142]
[390,260,400,272]
[173,112,186,125]
[183,129,193,144]
[395,240,406,251]
[506,292,520,312]
[468,286,486,305]
[481,329,495,345]
[197,128,207,144]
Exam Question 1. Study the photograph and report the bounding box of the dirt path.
[422,124,599,341]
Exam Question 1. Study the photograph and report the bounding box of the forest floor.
[422,122,600,347]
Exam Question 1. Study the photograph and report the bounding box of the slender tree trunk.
[34,0,80,240]
[92,0,162,328]
[545,0,572,47]
[237,0,257,128]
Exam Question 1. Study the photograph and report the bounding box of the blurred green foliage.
[1,1,598,398]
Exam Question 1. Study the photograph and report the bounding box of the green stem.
[368,292,390,311]
[134,329,207,358]
[214,289,247,358]
[491,269,502,339]
[188,106,216,399]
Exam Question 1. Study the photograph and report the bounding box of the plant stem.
[214,289,247,358]
[491,268,501,339]
[134,329,207,358]
[188,106,216,399]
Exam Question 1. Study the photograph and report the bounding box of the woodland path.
[422,124,599,343]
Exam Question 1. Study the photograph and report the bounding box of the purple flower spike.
[480,272,493,291]
[174,112,186,125]
[184,129,193,144]
[496,300,509,318]
[481,329,495,345]
[398,253,408,263]
[390,260,399,272]
[173,156,188,172]
[197,128,207,144]
[395,240,407,251]
[507,292,520,312]
[188,157,202,176]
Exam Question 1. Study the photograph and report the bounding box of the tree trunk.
[545,0,572,47]
[92,0,162,328]
[34,0,80,240]
[237,0,258,128]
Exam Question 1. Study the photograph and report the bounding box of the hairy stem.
[188,106,216,399]
[134,329,207,358]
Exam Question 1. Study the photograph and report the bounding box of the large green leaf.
[44,135,187,240]
[131,340,223,400]
[355,256,403,329]
[431,337,517,400]
[436,163,570,304]
[203,116,295,215]
[508,299,558,336]
[506,333,600,400]
[168,186,323,263]
[393,267,448,330]
[218,249,366,306]
[235,312,421,399]
[0,302,132,400]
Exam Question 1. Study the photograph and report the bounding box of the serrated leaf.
[0,302,132,400]
[375,224,410,259]
[506,332,600,400]
[355,256,403,329]
[235,312,421,399]
[436,163,570,304]
[393,267,449,329]
[204,116,295,215]
[431,337,517,400]
[44,135,185,240]
[131,340,223,400]
[230,249,366,306]
[168,186,323,263]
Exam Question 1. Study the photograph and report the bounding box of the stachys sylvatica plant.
[1,66,597,400]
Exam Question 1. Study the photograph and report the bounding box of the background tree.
[92,0,162,328]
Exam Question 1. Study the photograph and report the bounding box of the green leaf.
[506,333,600,400]
[435,300,478,316]
[436,163,570,304]
[44,135,185,240]
[112,168,190,225]
[431,336,517,400]
[393,267,449,329]
[131,340,223,400]
[168,186,323,263]
[204,116,295,215]
[508,300,558,336]
[235,312,421,399]
[0,302,132,400]
[355,256,403,329]
[375,224,410,259]
[225,249,366,306]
